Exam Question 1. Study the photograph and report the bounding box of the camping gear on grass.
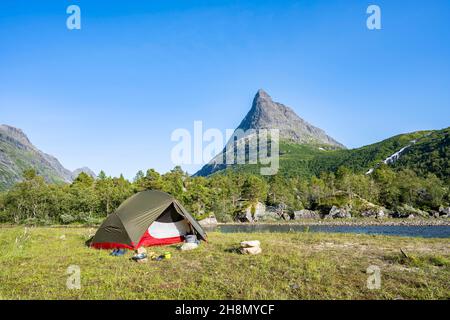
[240,240,262,255]
[110,248,127,256]
[151,252,171,261]
[131,253,148,263]
[131,247,148,262]
[178,234,201,251]
[185,234,200,244]
[91,190,207,249]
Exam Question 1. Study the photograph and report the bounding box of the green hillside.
[215,128,450,180]
[393,128,450,181]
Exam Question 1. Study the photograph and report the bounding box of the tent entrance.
[137,204,192,247]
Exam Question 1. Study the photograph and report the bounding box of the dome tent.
[91,190,207,249]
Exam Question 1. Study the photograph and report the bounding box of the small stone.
[180,242,199,251]
[240,246,262,255]
[240,240,261,248]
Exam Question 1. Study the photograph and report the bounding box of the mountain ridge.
[0,124,95,190]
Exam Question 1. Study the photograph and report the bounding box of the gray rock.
[439,206,450,216]
[238,202,267,222]
[198,216,218,227]
[257,204,282,221]
[240,240,260,248]
[327,206,351,219]
[281,212,291,221]
[238,209,254,223]
[294,209,320,219]
[240,246,262,255]
[361,208,385,219]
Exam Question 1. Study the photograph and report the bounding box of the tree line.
[0,164,449,225]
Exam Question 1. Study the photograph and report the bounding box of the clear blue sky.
[1,0,449,178]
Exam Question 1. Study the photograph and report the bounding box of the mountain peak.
[72,167,97,180]
[194,90,346,176]
[0,124,32,147]
[255,88,271,100]
[237,90,345,148]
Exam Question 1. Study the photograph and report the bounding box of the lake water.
[205,224,450,238]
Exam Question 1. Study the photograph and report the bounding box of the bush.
[60,214,76,224]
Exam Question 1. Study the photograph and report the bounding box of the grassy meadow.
[0,226,449,300]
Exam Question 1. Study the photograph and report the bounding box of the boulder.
[327,206,351,219]
[240,246,262,255]
[259,212,281,221]
[439,206,450,216]
[198,216,218,227]
[294,209,319,219]
[238,202,267,222]
[241,209,254,223]
[240,240,261,248]
[255,207,280,221]
[361,208,385,219]
[281,212,291,221]
[239,240,261,254]
[266,203,291,220]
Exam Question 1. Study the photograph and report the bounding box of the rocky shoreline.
[216,218,450,227]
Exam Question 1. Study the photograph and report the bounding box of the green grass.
[0,226,449,300]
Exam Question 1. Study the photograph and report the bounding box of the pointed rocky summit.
[195,90,345,176]
[236,89,344,147]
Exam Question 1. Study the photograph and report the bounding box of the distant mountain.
[72,167,97,180]
[195,89,345,176]
[0,125,94,191]
[237,90,345,147]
